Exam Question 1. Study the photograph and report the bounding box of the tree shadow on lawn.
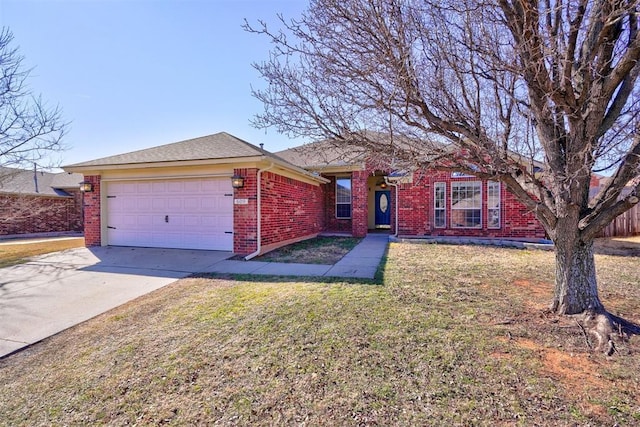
[190,271,384,286]
[594,236,640,256]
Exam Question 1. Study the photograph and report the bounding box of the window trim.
[450,181,482,229]
[487,181,501,229]
[434,182,446,228]
[335,176,352,219]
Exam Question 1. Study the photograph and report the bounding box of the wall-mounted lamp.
[231,175,245,189]
[376,179,388,189]
[80,181,93,192]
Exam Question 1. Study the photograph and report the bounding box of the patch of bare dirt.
[512,279,553,310]
[514,338,605,388]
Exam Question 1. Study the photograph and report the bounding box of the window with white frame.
[451,181,482,228]
[336,177,352,219]
[487,181,501,228]
[434,182,446,228]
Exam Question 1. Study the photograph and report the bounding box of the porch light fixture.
[376,178,388,189]
[231,175,245,189]
[80,181,93,192]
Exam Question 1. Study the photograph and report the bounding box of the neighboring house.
[0,166,84,236]
[63,132,546,257]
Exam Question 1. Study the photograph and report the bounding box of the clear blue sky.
[0,0,307,168]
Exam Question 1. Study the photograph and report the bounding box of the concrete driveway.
[0,246,232,358]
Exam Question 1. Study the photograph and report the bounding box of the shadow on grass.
[191,246,390,286]
[594,236,640,256]
[190,271,383,286]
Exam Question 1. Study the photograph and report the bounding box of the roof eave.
[62,156,267,174]
[63,154,330,185]
[266,156,330,184]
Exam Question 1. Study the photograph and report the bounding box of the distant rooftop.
[0,167,82,197]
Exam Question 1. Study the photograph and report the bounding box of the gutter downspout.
[244,162,275,260]
[384,176,399,237]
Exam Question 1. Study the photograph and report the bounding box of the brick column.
[83,175,101,246]
[351,170,369,237]
[233,168,258,255]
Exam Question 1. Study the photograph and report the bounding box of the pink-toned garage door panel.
[106,178,233,250]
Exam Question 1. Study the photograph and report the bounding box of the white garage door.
[106,178,234,251]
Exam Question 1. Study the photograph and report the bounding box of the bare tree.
[0,27,66,176]
[247,0,640,351]
[0,27,67,230]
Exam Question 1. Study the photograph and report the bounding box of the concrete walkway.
[204,233,389,279]
[0,234,388,358]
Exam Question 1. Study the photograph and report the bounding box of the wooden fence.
[598,203,640,237]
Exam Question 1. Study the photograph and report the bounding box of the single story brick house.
[63,132,545,257]
[0,166,84,236]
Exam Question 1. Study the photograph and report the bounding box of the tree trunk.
[551,236,604,315]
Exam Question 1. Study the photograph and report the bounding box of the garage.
[106,177,233,251]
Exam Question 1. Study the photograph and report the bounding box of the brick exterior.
[351,170,369,237]
[323,176,352,233]
[0,191,83,235]
[233,168,325,256]
[261,171,324,247]
[82,175,102,246]
[80,165,544,254]
[233,168,259,255]
[398,170,546,239]
[321,168,546,239]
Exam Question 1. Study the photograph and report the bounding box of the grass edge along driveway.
[0,237,85,268]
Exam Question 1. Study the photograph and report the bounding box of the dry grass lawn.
[594,235,640,256]
[235,236,362,264]
[0,237,85,268]
[0,241,639,425]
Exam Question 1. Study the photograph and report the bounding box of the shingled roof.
[64,132,272,168]
[0,167,83,197]
[63,132,328,184]
[276,140,370,169]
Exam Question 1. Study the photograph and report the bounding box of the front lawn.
[0,237,85,268]
[241,236,362,264]
[1,243,639,425]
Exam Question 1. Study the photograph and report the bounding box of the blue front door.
[375,190,391,229]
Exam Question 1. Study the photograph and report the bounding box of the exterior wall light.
[231,175,245,189]
[80,181,93,192]
[376,178,388,189]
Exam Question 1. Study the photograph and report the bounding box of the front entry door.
[375,190,391,229]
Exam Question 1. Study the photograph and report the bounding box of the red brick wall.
[260,171,325,247]
[321,169,381,237]
[0,192,83,235]
[396,170,546,239]
[323,176,352,233]
[83,175,102,246]
[232,168,325,256]
[396,170,430,236]
[351,170,369,237]
[233,168,259,255]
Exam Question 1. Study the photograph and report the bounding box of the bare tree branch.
[0,27,67,175]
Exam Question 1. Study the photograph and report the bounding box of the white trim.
[335,176,352,219]
[384,176,399,237]
[487,181,501,229]
[244,162,276,260]
[434,182,446,228]
[450,181,482,229]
